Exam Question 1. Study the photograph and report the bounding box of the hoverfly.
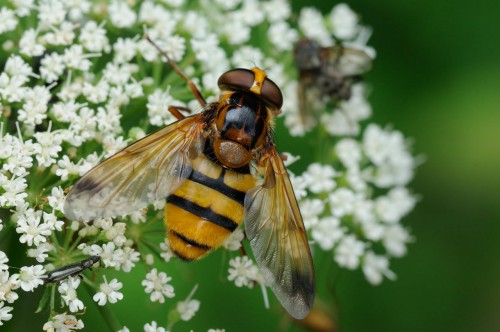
[44,255,100,284]
[64,37,315,319]
[294,38,373,127]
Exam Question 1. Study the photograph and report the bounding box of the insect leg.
[239,245,248,257]
[278,153,288,162]
[239,230,249,257]
[168,106,192,120]
[144,35,207,107]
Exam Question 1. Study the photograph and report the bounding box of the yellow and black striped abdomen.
[165,154,255,261]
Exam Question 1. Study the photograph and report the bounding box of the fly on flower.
[63,37,315,319]
[294,38,373,124]
[44,255,100,284]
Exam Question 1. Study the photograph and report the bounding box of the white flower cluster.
[0,251,47,325]
[290,122,417,285]
[140,284,201,331]
[43,313,84,332]
[93,275,124,306]
[174,284,201,322]
[142,268,175,304]
[227,256,263,288]
[0,0,418,329]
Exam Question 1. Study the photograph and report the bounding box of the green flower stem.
[136,55,148,81]
[50,231,61,250]
[62,225,76,251]
[316,124,334,165]
[83,275,99,290]
[49,285,56,315]
[152,59,163,87]
[141,229,165,234]
[166,309,181,331]
[66,234,83,254]
[140,238,164,262]
[28,168,59,193]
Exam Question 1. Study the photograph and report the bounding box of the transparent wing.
[297,73,323,128]
[244,148,315,319]
[330,46,372,76]
[64,114,206,221]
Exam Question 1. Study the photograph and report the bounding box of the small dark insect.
[44,255,100,284]
[294,38,373,126]
[63,36,315,319]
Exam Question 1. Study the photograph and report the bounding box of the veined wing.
[330,45,372,76]
[244,148,315,319]
[64,114,206,221]
[297,73,323,129]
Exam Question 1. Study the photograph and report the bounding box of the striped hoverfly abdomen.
[165,152,255,261]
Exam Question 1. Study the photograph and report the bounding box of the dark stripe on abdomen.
[170,230,212,250]
[170,248,194,262]
[188,168,246,203]
[167,194,238,232]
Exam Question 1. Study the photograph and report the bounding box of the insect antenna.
[143,34,207,107]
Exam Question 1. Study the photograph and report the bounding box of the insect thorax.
[209,91,269,169]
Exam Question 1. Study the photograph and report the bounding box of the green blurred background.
[3,0,500,331]
[310,1,500,331]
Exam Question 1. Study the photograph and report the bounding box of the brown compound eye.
[218,68,254,92]
[261,75,283,109]
[218,68,283,109]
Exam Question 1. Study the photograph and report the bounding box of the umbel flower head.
[0,0,418,330]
